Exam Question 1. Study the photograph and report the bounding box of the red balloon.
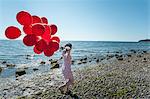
[36,36,41,42]
[23,34,37,46]
[49,41,59,52]
[44,45,54,57]
[7,11,60,57]
[49,24,57,35]
[16,11,32,25]
[5,26,21,39]
[33,46,42,54]
[51,36,60,43]
[23,25,32,34]
[32,15,42,24]
[44,50,54,57]
[41,25,51,43]
[35,39,47,51]
[41,17,48,24]
[32,24,45,36]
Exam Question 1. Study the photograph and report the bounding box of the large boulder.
[51,63,59,69]
[6,64,15,67]
[16,69,26,77]
[2,61,7,64]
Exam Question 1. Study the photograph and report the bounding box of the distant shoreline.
[138,39,150,42]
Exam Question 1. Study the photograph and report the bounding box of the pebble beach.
[0,49,150,99]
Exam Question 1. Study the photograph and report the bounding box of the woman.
[59,43,74,94]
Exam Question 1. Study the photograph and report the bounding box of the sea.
[0,40,149,80]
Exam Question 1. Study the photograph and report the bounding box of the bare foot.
[59,86,64,94]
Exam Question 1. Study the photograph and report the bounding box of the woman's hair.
[64,43,72,49]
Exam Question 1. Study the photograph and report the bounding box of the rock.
[143,51,147,53]
[82,61,87,64]
[127,54,132,57]
[137,55,141,58]
[50,60,58,64]
[110,55,114,58]
[51,63,59,69]
[115,54,122,58]
[6,64,15,67]
[40,61,46,65]
[49,59,53,62]
[25,55,34,60]
[23,66,28,69]
[117,57,123,61]
[2,61,7,64]
[72,60,75,65]
[26,57,30,60]
[35,91,42,96]
[115,54,119,57]
[115,51,120,53]
[0,67,2,72]
[130,49,136,53]
[16,69,26,77]
[119,55,123,57]
[106,57,110,60]
[96,59,99,63]
[3,88,8,91]
[101,58,104,61]
[26,55,31,57]
[143,58,147,62]
[80,59,83,62]
[116,55,124,61]
[83,57,87,60]
[33,68,38,71]
[106,54,114,59]
[77,61,82,65]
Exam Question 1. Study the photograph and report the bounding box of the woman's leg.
[65,79,73,93]
[59,84,67,94]
[59,78,74,94]
[59,79,69,94]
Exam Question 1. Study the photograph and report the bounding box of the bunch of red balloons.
[5,11,60,57]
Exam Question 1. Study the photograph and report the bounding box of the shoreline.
[0,50,150,98]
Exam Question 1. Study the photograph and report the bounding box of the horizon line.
[0,39,142,42]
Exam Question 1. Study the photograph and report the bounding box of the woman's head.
[64,43,72,49]
[64,43,72,51]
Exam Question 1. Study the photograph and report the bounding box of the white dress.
[62,51,74,85]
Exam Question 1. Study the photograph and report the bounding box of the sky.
[0,0,149,41]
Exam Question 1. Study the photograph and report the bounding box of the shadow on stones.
[66,90,80,99]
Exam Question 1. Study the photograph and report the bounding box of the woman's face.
[65,46,71,51]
